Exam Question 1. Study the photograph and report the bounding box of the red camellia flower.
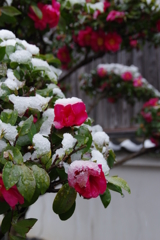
[77,27,93,47]
[156,19,160,32]
[28,3,47,30]
[28,0,60,30]
[0,176,24,209]
[106,10,125,23]
[91,30,105,52]
[150,137,159,146]
[105,32,122,52]
[104,1,111,11]
[43,0,60,28]
[121,71,133,81]
[143,98,159,108]
[57,46,71,69]
[130,39,138,48]
[97,67,107,77]
[141,111,152,123]
[68,160,107,199]
[108,97,116,103]
[133,77,143,87]
[54,97,88,129]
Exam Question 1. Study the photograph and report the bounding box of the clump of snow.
[50,65,62,77]
[16,39,39,55]
[144,139,156,148]
[109,141,121,151]
[4,69,24,90]
[55,97,82,106]
[9,50,32,64]
[93,132,109,148]
[53,88,65,98]
[0,120,18,142]
[0,30,15,40]
[0,140,7,152]
[46,70,57,82]
[91,149,110,175]
[0,39,16,47]
[62,133,77,151]
[71,152,82,162]
[39,108,55,136]
[52,148,65,163]
[66,0,85,5]
[31,58,51,71]
[87,2,104,12]
[23,152,32,162]
[120,139,143,152]
[9,94,51,115]
[33,133,50,157]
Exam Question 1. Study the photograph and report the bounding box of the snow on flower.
[106,10,125,23]
[77,27,93,47]
[0,176,24,209]
[105,32,122,52]
[133,77,143,87]
[68,160,107,198]
[54,97,88,129]
[91,30,105,52]
[121,71,133,81]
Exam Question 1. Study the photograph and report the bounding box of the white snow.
[0,120,18,142]
[0,140,7,152]
[87,2,104,12]
[31,58,51,71]
[32,133,50,157]
[0,30,15,40]
[16,39,39,55]
[62,133,77,151]
[144,139,156,148]
[53,88,65,98]
[23,152,32,162]
[93,132,109,148]
[55,97,82,106]
[52,148,65,163]
[0,39,16,47]
[50,65,62,77]
[91,149,110,175]
[109,141,121,151]
[66,0,85,5]
[39,108,55,136]
[9,94,51,116]
[4,69,25,90]
[120,139,143,152]
[9,50,32,64]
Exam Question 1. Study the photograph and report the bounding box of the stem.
[58,52,105,83]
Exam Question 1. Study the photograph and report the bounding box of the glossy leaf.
[1,6,21,17]
[106,176,131,194]
[59,202,76,221]
[107,149,116,168]
[3,146,23,164]
[30,5,42,19]
[0,110,18,125]
[107,182,123,196]
[18,115,33,136]
[3,162,21,190]
[74,126,92,154]
[0,201,10,215]
[1,211,12,234]
[12,218,37,238]
[0,47,6,61]
[100,188,111,208]
[53,183,77,214]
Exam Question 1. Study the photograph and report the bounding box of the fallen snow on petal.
[55,97,82,106]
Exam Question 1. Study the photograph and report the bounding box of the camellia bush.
[0,29,131,239]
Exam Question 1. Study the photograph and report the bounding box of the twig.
[58,52,105,83]
[114,145,160,167]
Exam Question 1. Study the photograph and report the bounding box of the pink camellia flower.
[108,97,116,103]
[133,77,143,87]
[28,3,47,30]
[91,30,105,52]
[93,10,101,19]
[156,19,160,32]
[77,27,93,47]
[57,46,71,67]
[0,176,24,209]
[143,98,159,108]
[105,32,122,52]
[97,67,107,77]
[43,0,60,28]
[106,10,125,23]
[104,1,111,11]
[54,97,88,129]
[68,160,107,199]
[141,111,152,123]
[121,71,133,81]
[130,39,138,48]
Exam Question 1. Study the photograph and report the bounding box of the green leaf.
[6,45,15,56]
[3,146,23,164]
[0,47,6,61]
[0,110,18,125]
[1,6,21,16]
[9,235,25,240]
[107,182,123,196]
[74,126,92,154]
[0,201,10,215]
[30,5,42,19]
[3,162,21,189]
[100,188,111,208]
[53,183,77,214]
[18,116,33,136]
[107,149,116,168]
[12,218,37,238]
[1,211,12,234]
[31,165,50,194]
[106,176,131,194]
[17,165,36,202]
[59,202,76,221]
[56,168,68,181]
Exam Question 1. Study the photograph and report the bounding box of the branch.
[114,145,160,167]
[58,52,105,83]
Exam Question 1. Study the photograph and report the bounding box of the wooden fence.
[65,44,160,130]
